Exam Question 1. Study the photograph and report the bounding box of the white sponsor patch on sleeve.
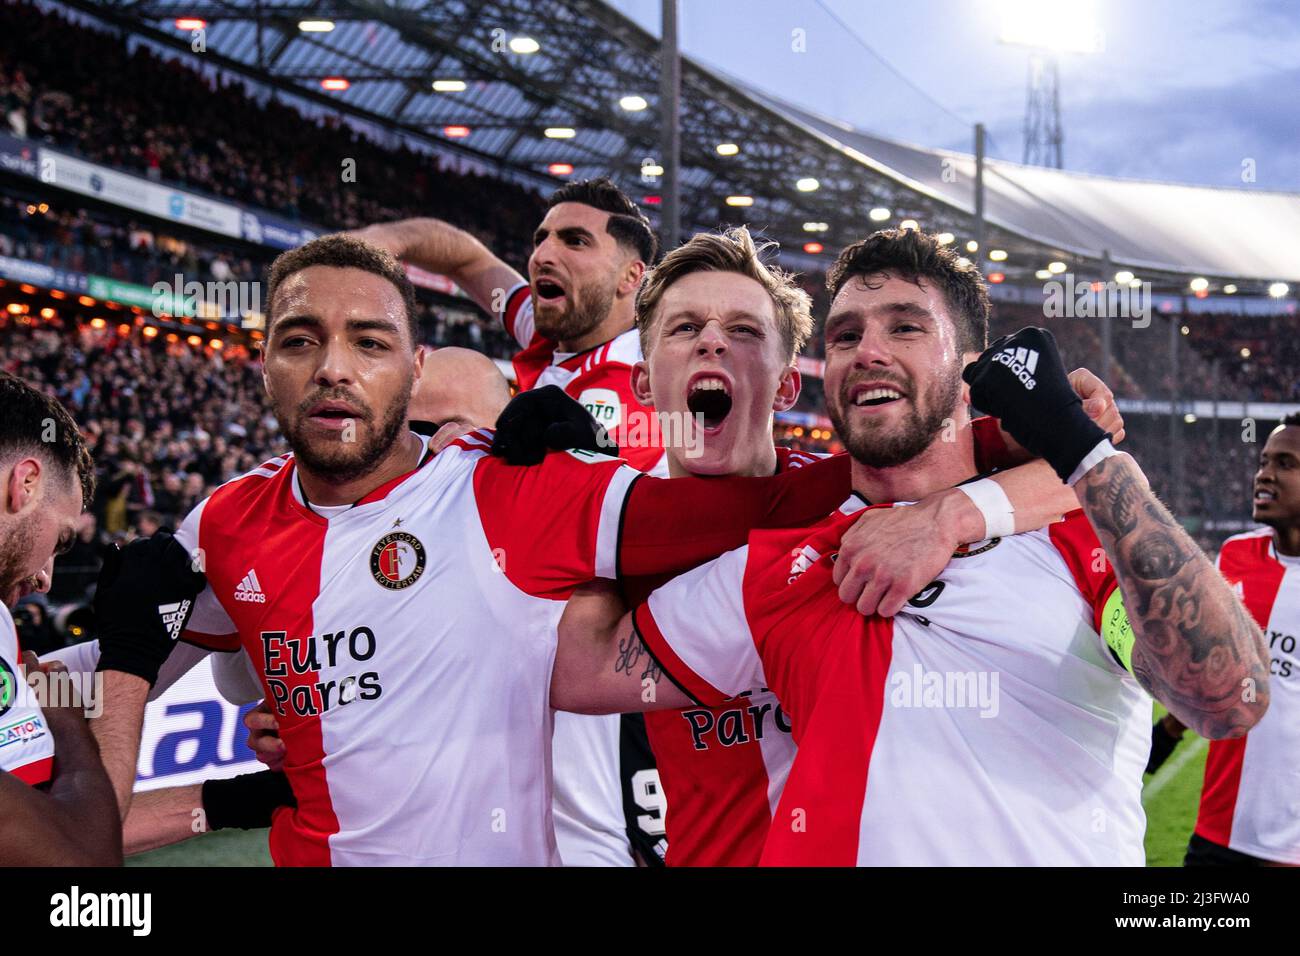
[577,387,623,430]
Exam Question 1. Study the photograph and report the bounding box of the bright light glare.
[998,1,1104,54]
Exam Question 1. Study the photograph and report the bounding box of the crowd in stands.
[1178,312,1300,404]
[0,192,520,359]
[0,317,272,646]
[1,191,262,287]
[0,1,545,268]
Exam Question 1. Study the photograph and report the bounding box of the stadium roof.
[751,88,1300,285]
[62,0,1300,291]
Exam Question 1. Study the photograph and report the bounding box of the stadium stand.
[0,1,544,261]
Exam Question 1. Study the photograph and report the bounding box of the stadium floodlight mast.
[998,0,1104,168]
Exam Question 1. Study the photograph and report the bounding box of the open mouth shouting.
[1254,485,1278,507]
[687,372,734,433]
[533,275,567,307]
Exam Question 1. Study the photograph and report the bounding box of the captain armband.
[1101,589,1135,674]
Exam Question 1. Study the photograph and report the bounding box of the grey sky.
[606,0,1300,190]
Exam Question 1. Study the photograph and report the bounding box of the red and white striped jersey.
[640,421,1019,867]
[1195,529,1300,864]
[0,604,53,787]
[501,282,666,476]
[174,433,640,866]
[635,501,1152,866]
[643,446,815,867]
[502,279,663,865]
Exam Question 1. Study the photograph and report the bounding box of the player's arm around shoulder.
[1074,451,1269,740]
[830,459,1081,618]
[552,580,692,715]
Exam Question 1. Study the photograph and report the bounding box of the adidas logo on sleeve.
[992,346,1039,389]
[234,569,267,603]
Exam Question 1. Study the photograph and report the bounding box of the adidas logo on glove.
[991,346,1039,390]
[158,600,191,642]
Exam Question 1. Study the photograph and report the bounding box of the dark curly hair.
[826,228,990,355]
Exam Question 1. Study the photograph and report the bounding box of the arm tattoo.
[1079,455,1269,739]
[614,633,663,684]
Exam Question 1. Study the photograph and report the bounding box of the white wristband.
[1067,439,1121,487]
[955,478,1016,540]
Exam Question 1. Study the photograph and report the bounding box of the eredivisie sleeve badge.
[0,656,16,718]
[370,531,427,590]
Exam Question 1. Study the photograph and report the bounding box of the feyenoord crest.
[0,657,16,718]
[953,538,1001,558]
[370,531,426,590]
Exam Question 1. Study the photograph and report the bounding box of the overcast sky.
[606,0,1300,190]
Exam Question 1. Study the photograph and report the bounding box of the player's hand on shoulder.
[963,327,1109,482]
[833,492,971,617]
[244,701,286,773]
[429,421,475,455]
[1068,367,1125,443]
[490,384,619,465]
[93,528,207,686]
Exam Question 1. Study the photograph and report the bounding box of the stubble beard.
[274,382,412,485]
[828,365,962,469]
[533,276,616,345]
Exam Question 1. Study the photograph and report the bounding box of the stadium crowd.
[0,1,544,265]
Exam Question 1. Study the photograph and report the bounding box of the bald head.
[409,347,512,429]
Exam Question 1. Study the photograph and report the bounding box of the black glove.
[962,327,1109,482]
[490,384,619,466]
[94,528,207,686]
[1145,717,1186,775]
[202,770,297,831]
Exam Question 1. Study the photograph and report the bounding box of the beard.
[532,275,616,344]
[0,510,38,607]
[273,382,412,485]
[828,363,963,469]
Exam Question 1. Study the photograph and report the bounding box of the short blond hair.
[635,227,813,363]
